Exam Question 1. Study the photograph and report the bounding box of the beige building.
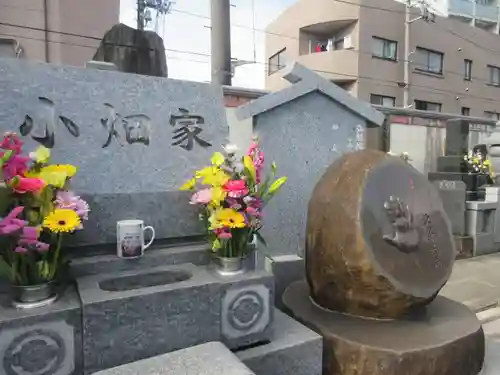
[0,0,119,66]
[266,0,500,118]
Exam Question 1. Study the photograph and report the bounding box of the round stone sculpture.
[306,149,456,319]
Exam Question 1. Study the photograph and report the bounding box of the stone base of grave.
[236,309,322,375]
[455,235,474,259]
[283,281,485,375]
[93,341,255,375]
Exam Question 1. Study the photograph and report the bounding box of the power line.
[1,14,498,85]
[2,28,499,105]
[2,4,500,104]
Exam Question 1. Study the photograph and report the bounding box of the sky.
[119,0,295,88]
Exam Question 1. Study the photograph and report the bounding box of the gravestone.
[236,62,384,256]
[429,119,490,200]
[0,58,228,246]
[93,23,168,78]
[432,180,466,236]
[283,149,484,375]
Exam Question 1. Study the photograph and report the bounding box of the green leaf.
[268,176,288,195]
[254,231,267,247]
[0,257,16,283]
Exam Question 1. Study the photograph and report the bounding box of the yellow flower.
[43,209,81,233]
[30,146,51,164]
[35,164,77,188]
[243,155,256,182]
[180,178,196,191]
[196,166,230,187]
[209,208,246,230]
[210,186,226,207]
[210,152,225,167]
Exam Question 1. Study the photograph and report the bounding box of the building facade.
[0,0,120,66]
[265,0,500,117]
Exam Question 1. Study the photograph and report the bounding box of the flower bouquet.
[387,151,411,163]
[0,132,89,307]
[180,139,287,272]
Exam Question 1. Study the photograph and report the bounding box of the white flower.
[223,144,238,154]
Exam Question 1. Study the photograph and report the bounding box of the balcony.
[448,0,499,24]
[297,49,359,83]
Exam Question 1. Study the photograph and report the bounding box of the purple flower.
[55,190,90,221]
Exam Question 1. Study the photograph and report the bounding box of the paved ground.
[441,253,500,312]
[440,254,500,375]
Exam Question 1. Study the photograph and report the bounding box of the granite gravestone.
[283,149,484,375]
[236,62,384,256]
[0,58,228,246]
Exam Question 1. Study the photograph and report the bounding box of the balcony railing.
[448,0,499,23]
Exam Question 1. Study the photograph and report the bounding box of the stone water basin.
[76,263,222,374]
[98,269,192,292]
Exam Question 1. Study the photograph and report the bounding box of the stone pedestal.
[283,281,485,375]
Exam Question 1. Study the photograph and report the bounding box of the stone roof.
[236,62,385,126]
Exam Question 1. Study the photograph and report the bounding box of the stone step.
[236,309,322,375]
[92,341,255,375]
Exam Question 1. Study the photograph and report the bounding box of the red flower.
[9,176,46,194]
[223,180,249,198]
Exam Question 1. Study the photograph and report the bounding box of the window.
[268,48,287,75]
[461,107,470,116]
[488,65,500,86]
[464,59,472,81]
[415,100,442,112]
[414,47,444,75]
[485,111,500,120]
[371,37,397,61]
[333,38,345,50]
[370,94,396,107]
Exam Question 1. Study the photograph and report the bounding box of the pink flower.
[190,189,212,205]
[1,154,30,180]
[0,133,23,154]
[0,207,27,235]
[18,238,50,252]
[247,141,265,183]
[246,206,261,217]
[223,180,248,198]
[14,247,28,254]
[9,176,46,194]
[215,228,232,239]
[55,191,90,221]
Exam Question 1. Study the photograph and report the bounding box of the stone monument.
[236,62,384,257]
[284,149,485,375]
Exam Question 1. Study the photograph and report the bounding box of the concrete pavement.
[440,254,500,375]
[440,253,500,312]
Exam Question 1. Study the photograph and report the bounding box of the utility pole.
[471,0,476,27]
[403,0,411,108]
[210,0,232,86]
[137,0,146,30]
[403,0,435,107]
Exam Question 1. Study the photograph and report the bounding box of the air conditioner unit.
[344,35,354,49]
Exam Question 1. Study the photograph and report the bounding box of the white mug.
[116,220,155,259]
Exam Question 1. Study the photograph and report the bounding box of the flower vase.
[213,234,258,276]
[10,279,58,309]
[214,256,246,276]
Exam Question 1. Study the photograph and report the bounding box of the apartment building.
[0,0,120,66]
[265,0,500,117]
